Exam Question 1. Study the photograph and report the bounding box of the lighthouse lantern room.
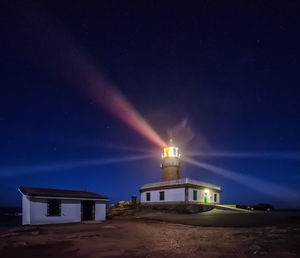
[161,139,180,181]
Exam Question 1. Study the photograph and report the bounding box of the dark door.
[81,200,95,221]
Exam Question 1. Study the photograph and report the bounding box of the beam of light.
[57,44,166,148]
[6,3,166,149]
[184,157,299,200]
[185,151,300,160]
[0,154,156,177]
[71,140,158,154]
[84,76,166,149]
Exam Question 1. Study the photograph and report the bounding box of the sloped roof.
[19,186,108,200]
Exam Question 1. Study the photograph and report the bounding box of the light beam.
[85,79,166,148]
[184,157,299,200]
[7,2,166,149]
[69,139,157,154]
[185,151,300,160]
[0,154,155,176]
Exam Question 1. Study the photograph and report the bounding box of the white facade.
[141,188,185,203]
[95,202,106,221]
[188,188,220,204]
[140,178,221,205]
[21,194,106,225]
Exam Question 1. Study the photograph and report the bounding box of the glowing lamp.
[163,146,179,158]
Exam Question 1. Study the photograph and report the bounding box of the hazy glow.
[72,140,157,154]
[163,146,179,158]
[0,154,155,176]
[184,157,299,200]
[21,6,166,149]
[86,78,166,148]
[58,38,166,148]
[185,151,300,159]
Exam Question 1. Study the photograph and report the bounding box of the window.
[159,191,165,201]
[214,193,217,202]
[47,199,61,216]
[193,190,197,201]
[146,192,151,201]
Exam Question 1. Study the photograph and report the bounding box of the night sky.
[1,1,300,208]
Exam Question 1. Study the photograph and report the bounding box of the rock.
[250,244,264,255]
[0,232,19,238]
[250,244,262,251]
[79,233,100,239]
[7,227,20,233]
[31,231,40,236]
[12,241,27,248]
[102,225,117,229]
[66,234,79,239]
[8,226,40,233]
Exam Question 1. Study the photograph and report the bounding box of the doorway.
[204,193,208,204]
[81,200,95,221]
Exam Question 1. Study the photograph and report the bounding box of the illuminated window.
[47,199,61,216]
[159,191,165,201]
[193,190,197,201]
[146,192,151,201]
[214,193,217,202]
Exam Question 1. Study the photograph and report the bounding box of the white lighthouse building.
[140,140,221,208]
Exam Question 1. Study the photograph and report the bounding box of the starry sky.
[1,1,300,208]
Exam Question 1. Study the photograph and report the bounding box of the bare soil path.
[0,210,299,257]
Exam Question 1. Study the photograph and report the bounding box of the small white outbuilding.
[19,186,108,225]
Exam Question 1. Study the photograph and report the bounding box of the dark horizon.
[1,1,300,208]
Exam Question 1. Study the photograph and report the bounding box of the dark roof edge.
[19,186,108,200]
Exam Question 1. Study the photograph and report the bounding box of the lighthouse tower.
[140,138,221,208]
[161,139,180,181]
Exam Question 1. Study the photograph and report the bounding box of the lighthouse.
[139,138,222,210]
[161,139,180,181]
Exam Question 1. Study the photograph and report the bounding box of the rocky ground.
[0,208,300,257]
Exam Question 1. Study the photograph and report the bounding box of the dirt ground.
[0,209,300,258]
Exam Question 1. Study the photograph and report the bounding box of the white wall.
[22,195,106,225]
[141,188,185,203]
[140,187,220,204]
[29,198,81,225]
[22,195,30,225]
[95,201,106,220]
[188,188,220,204]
